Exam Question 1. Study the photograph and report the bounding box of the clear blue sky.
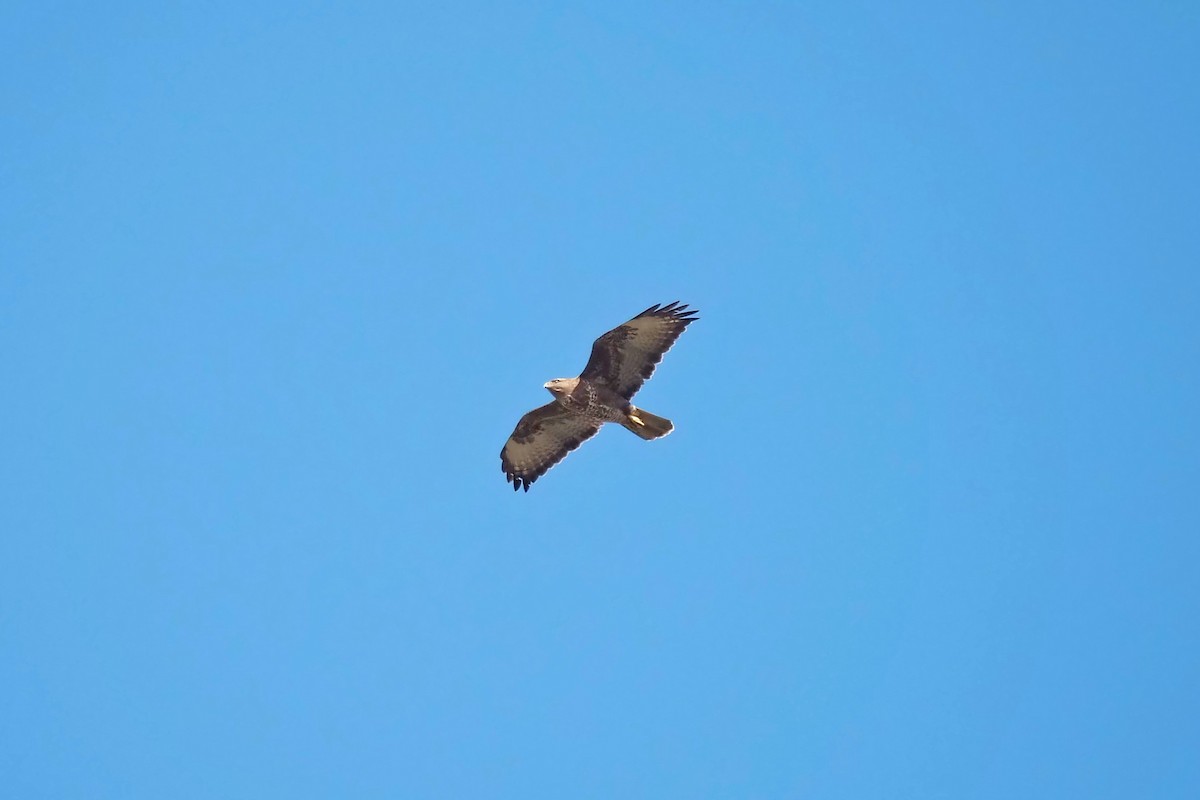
[3,2,1197,797]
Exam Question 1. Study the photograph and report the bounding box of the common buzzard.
[500,301,699,491]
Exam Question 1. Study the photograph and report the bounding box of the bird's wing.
[579,301,699,399]
[500,402,602,492]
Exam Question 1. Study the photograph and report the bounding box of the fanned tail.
[622,407,674,440]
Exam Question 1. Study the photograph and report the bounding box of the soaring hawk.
[500,301,699,491]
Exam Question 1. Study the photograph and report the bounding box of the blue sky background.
[3,2,1198,797]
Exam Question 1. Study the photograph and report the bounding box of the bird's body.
[549,378,629,423]
[500,301,699,491]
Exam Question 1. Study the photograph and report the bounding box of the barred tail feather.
[623,407,674,440]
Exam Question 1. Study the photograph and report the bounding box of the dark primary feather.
[579,301,700,399]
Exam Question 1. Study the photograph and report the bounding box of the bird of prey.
[500,301,699,492]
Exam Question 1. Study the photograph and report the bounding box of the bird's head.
[544,378,574,398]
